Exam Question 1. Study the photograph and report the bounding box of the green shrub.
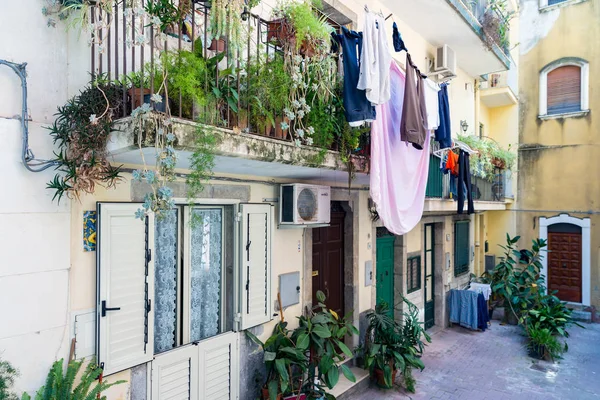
[0,356,19,400]
[22,359,125,400]
[527,327,564,361]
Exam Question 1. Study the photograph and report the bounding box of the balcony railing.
[460,0,511,55]
[425,153,507,202]
[485,57,518,95]
[87,1,352,148]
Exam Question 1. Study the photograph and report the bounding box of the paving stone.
[346,321,600,400]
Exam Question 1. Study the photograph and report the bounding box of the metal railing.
[88,1,342,143]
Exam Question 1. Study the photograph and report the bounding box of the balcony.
[424,153,509,212]
[88,1,371,182]
[379,0,511,76]
[480,58,518,107]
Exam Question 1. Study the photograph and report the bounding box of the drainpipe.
[0,59,58,172]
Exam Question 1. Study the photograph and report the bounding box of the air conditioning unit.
[434,44,457,80]
[280,184,330,225]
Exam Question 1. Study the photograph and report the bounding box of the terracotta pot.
[261,387,282,400]
[127,88,151,109]
[208,37,227,52]
[374,367,397,389]
[267,18,293,47]
[491,157,506,169]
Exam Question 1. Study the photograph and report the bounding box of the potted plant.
[290,290,358,399]
[526,327,563,361]
[246,323,308,400]
[208,36,227,52]
[209,0,260,54]
[145,0,191,33]
[359,300,429,392]
[268,0,332,56]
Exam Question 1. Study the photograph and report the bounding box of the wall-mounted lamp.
[460,120,469,133]
[241,6,250,21]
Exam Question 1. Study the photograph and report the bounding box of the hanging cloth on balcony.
[400,53,428,150]
[457,150,475,214]
[435,83,453,149]
[370,61,431,235]
[357,10,392,105]
[333,27,376,127]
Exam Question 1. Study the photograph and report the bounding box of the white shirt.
[423,78,440,130]
[357,12,392,105]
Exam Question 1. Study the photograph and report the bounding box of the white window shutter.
[97,203,154,375]
[240,204,272,330]
[151,345,198,400]
[198,333,239,400]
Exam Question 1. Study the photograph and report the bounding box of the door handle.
[101,300,121,317]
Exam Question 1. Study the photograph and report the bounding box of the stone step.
[328,366,370,400]
[571,310,592,323]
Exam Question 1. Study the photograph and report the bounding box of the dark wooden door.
[312,211,345,314]
[548,232,582,303]
[424,224,435,329]
[376,235,395,315]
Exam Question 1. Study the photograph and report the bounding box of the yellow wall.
[518,0,600,306]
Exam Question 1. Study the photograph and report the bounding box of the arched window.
[539,58,589,117]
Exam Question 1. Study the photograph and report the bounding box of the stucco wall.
[518,0,599,306]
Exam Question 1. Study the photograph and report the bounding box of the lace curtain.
[190,208,223,342]
[154,209,178,353]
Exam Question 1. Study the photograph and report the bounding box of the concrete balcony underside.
[424,198,508,214]
[481,86,518,107]
[106,117,370,186]
[380,0,510,75]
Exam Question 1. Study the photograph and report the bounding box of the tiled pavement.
[347,321,600,400]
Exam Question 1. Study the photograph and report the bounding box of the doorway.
[376,228,395,314]
[312,204,345,314]
[548,223,582,303]
[424,223,435,329]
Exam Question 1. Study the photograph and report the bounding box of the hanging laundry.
[392,22,407,52]
[370,61,431,235]
[457,150,475,214]
[423,79,441,130]
[445,150,459,176]
[333,27,376,127]
[435,83,452,149]
[357,11,392,105]
[400,53,428,150]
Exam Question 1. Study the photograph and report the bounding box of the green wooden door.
[424,224,435,329]
[376,235,395,314]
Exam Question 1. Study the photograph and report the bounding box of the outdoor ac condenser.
[434,44,457,80]
[279,184,330,225]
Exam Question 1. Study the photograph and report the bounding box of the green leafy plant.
[0,356,19,400]
[480,0,514,54]
[526,327,564,361]
[161,49,209,118]
[246,323,308,400]
[186,125,217,202]
[457,134,515,181]
[291,290,358,399]
[21,359,125,400]
[359,300,429,392]
[145,0,190,32]
[47,76,126,203]
[209,0,257,55]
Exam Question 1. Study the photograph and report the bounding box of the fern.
[22,359,125,400]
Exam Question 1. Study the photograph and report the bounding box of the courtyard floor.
[348,320,600,400]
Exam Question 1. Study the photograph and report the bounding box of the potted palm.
[246,322,308,400]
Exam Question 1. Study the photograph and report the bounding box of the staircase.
[328,366,370,400]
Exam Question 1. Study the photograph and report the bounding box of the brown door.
[548,232,582,303]
[312,211,345,314]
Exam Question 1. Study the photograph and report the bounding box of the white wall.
[0,0,78,395]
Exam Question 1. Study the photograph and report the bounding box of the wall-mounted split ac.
[279,184,330,225]
[433,44,457,81]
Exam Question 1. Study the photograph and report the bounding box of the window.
[406,256,421,293]
[96,202,272,375]
[454,221,470,276]
[539,58,589,117]
[539,0,588,9]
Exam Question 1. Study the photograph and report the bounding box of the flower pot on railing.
[208,37,227,52]
[127,88,168,113]
[491,157,506,169]
[266,18,317,56]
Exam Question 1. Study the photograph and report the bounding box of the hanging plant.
[457,134,515,181]
[47,76,126,203]
[210,0,259,56]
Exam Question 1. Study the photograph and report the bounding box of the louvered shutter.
[198,332,239,400]
[97,203,154,375]
[151,345,198,400]
[547,66,581,114]
[454,221,470,276]
[240,204,272,330]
